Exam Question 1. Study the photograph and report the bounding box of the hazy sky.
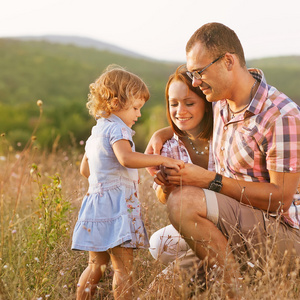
[1,0,299,62]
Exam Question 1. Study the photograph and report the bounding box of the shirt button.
[221,168,225,172]
[221,147,225,151]
[224,126,227,130]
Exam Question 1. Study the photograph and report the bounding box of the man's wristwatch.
[208,173,223,193]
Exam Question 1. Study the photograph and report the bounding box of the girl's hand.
[162,157,185,172]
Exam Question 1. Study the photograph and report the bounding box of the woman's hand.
[153,168,171,186]
[154,168,178,204]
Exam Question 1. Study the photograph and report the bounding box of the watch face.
[209,182,222,192]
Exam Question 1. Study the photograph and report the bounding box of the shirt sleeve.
[109,123,134,147]
[267,115,300,173]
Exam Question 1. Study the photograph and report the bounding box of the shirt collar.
[173,133,186,147]
[247,68,269,116]
[99,114,135,135]
[219,68,268,117]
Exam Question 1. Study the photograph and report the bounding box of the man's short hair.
[186,22,246,67]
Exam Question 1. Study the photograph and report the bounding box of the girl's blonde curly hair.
[87,65,150,118]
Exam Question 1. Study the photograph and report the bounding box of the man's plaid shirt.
[213,69,300,228]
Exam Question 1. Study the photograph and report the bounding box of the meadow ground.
[0,138,299,299]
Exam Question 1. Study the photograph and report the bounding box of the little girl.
[72,65,184,299]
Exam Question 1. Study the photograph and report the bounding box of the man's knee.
[167,186,207,228]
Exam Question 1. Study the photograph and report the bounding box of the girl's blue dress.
[72,114,149,251]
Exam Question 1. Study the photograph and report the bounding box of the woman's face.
[168,80,207,137]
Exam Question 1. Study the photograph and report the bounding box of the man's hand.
[162,163,212,187]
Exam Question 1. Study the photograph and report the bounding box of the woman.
[149,65,214,266]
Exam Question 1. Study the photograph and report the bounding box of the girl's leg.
[109,246,134,300]
[77,251,110,300]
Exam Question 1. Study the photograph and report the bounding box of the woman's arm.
[80,153,90,178]
[144,127,173,155]
[144,126,173,176]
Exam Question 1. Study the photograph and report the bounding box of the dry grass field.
[0,112,299,299]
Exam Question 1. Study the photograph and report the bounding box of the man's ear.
[224,53,235,71]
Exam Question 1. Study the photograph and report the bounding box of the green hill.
[0,38,178,151]
[0,38,299,152]
[248,56,300,102]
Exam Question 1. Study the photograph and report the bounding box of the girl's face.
[168,80,207,137]
[113,98,145,128]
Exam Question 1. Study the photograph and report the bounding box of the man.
[147,22,300,289]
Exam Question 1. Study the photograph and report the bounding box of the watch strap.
[208,173,223,192]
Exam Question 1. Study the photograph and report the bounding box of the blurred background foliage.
[0,38,299,153]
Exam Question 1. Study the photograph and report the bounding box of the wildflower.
[3,265,8,269]
[45,295,50,298]
[11,172,19,178]
[37,99,43,107]
[30,168,35,176]
[11,229,17,234]
[0,156,6,161]
[247,261,255,268]
[63,285,67,288]
[59,270,64,276]
[34,257,40,263]
[85,288,90,293]
[79,140,85,145]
